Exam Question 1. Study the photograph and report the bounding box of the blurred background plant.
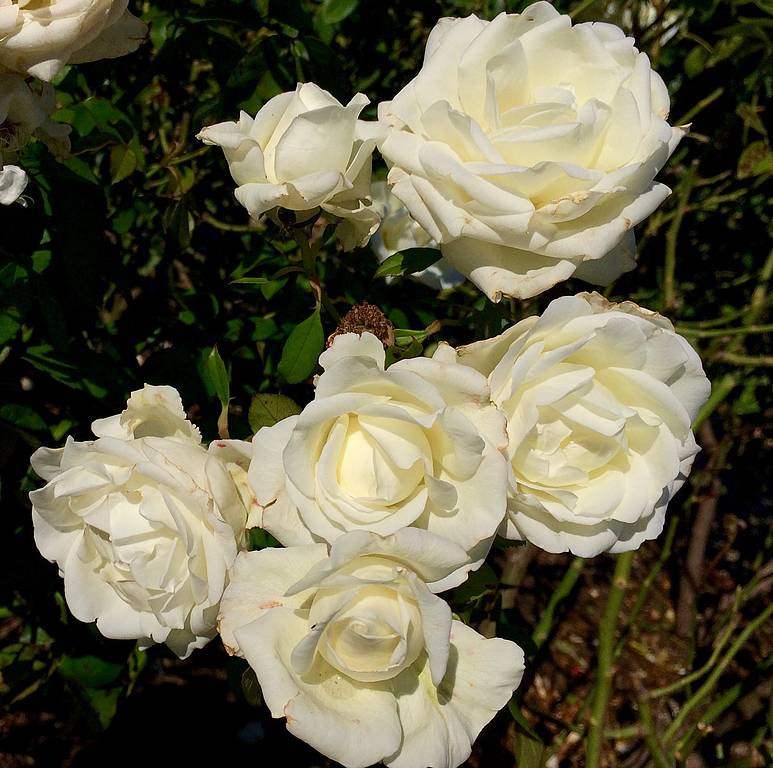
[0,1,770,766]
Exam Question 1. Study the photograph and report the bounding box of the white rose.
[370,180,464,290]
[456,292,711,556]
[378,2,684,301]
[1,73,71,157]
[219,529,525,768]
[249,332,509,572]
[29,384,253,658]
[0,0,147,81]
[0,162,26,203]
[197,83,381,250]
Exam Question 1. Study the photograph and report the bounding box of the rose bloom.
[0,0,147,81]
[370,180,464,290]
[457,293,711,556]
[378,2,684,301]
[249,332,509,572]
[198,83,381,250]
[219,529,525,768]
[29,385,252,658]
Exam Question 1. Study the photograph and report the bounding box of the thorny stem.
[585,551,634,768]
[663,161,698,312]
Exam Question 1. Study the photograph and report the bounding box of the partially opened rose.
[249,331,509,572]
[29,385,252,658]
[0,1,147,81]
[457,293,711,556]
[198,83,380,250]
[378,1,684,301]
[219,529,525,768]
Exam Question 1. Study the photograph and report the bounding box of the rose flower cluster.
[24,4,711,768]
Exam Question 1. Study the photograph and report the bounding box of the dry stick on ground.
[675,422,727,637]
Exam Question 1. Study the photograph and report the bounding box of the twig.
[663,162,698,311]
[676,422,725,637]
[586,551,634,768]
[531,557,585,650]
[713,351,773,367]
[676,323,773,338]
[639,697,672,768]
[664,603,773,746]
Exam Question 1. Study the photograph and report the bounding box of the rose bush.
[378,1,684,301]
[456,293,711,556]
[29,385,253,658]
[370,180,464,290]
[198,82,381,250]
[219,529,525,768]
[248,331,509,572]
[0,0,147,81]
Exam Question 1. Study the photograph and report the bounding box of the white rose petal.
[370,180,465,290]
[378,2,684,301]
[219,530,525,768]
[0,163,26,204]
[248,331,510,575]
[0,1,147,81]
[198,83,381,250]
[29,384,252,658]
[456,292,711,556]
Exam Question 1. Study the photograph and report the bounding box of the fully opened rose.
[248,331,509,571]
[378,1,684,301]
[0,0,147,81]
[198,83,381,250]
[457,293,711,556]
[219,529,525,768]
[29,385,252,658]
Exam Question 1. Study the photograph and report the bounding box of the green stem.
[532,557,585,650]
[639,697,672,768]
[692,373,737,431]
[676,323,773,338]
[663,603,773,744]
[663,162,698,312]
[586,551,635,768]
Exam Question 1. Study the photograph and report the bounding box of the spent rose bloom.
[197,83,381,250]
[248,332,509,572]
[456,293,711,556]
[370,180,464,290]
[378,2,684,301]
[219,529,525,768]
[0,162,25,203]
[0,0,147,81]
[29,385,253,658]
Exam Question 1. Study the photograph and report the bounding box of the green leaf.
[278,308,324,384]
[248,528,281,550]
[320,0,359,24]
[110,144,137,184]
[59,655,123,689]
[204,346,230,407]
[453,563,497,605]
[0,404,47,432]
[375,248,442,278]
[513,729,546,768]
[737,141,773,179]
[83,686,121,730]
[248,393,301,432]
[241,666,263,707]
[685,45,709,79]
